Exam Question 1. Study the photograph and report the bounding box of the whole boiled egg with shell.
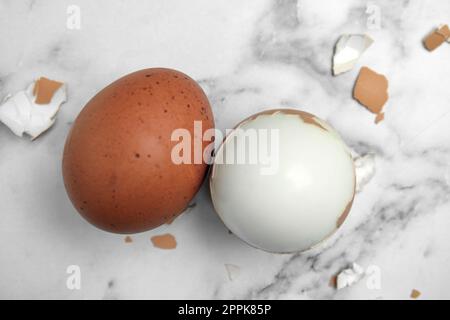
[210,109,355,253]
[63,68,214,234]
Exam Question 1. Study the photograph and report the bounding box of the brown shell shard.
[124,236,133,243]
[151,233,177,249]
[410,289,421,299]
[298,112,328,131]
[329,274,338,288]
[353,67,389,114]
[245,109,328,132]
[33,77,63,104]
[424,24,450,51]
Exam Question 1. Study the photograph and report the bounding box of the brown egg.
[62,68,214,233]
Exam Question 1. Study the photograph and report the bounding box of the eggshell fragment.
[424,24,450,51]
[410,289,421,299]
[62,68,214,233]
[210,109,355,253]
[336,263,365,290]
[353,153,376,193]
[353,66,388,114]
[0,79,66,140]
[329,274,338,288]
[151,234,177,249]
[333,34,373,75]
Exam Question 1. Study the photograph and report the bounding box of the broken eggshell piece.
[336,262,365,290]
[353,66,388,117]
[151,234,177,250]
[424,24,450,51]
[210,109,356,253]
[0,79,66,140]
[333,34,373,76]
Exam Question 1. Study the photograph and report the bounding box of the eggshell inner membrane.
[210,110,355,253]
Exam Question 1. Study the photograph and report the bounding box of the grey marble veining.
[0,0,449,299]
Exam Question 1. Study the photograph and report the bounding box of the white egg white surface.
[210,110,355,253]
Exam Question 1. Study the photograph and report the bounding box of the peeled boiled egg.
[63,68,214,233]
[210,109,355,253]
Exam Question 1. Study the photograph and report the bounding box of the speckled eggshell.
[63,68,214,233]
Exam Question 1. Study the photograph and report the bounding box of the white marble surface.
[1,0,450,299]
